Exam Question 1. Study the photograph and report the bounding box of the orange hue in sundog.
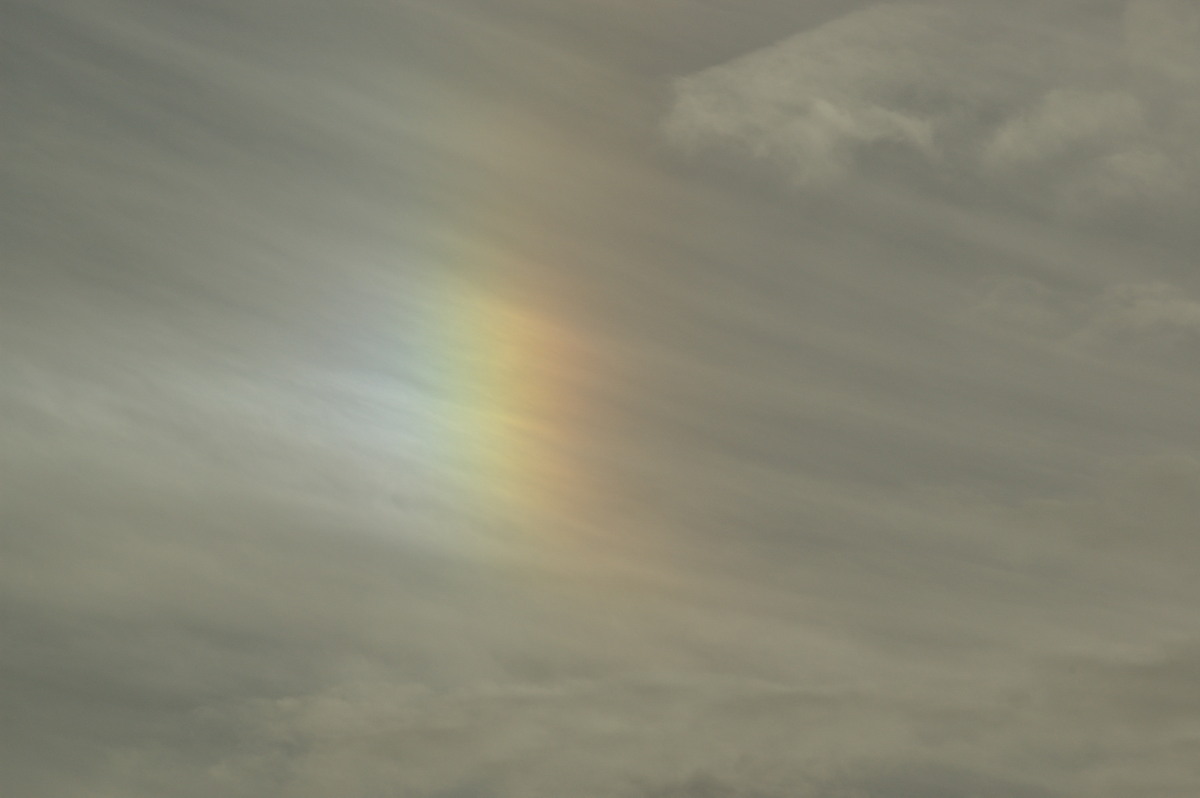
[445,258,594,543]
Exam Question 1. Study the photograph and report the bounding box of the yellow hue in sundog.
[446,260,593,543]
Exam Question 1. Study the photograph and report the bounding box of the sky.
[2,1,1200,796]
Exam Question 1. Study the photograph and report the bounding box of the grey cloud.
[45,440,1200,797]
[5,0,1200,796]
[85,676,1025,797]
[1024,454,1200,569]
[1038,642,1200,729]
[1010,642,1200,798]
[963,277,1200,351]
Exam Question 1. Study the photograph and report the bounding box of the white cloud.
[664,1,1200,216]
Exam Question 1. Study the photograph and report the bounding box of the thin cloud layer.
[666,0,1200,218]
[962,277,1200,363]
[4,0,1200,796]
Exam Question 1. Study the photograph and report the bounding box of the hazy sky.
[3,1,1200,796]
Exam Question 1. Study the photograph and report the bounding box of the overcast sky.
[3,1,1200,796]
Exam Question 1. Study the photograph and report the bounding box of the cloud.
[961,276,1200,361]
[7,1,1200,796]
[664,1,1200,217]
[52,439,1200,798]
[89,675,1054,798]
[1025,453,1200,566]
[1016,641,1200,798]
